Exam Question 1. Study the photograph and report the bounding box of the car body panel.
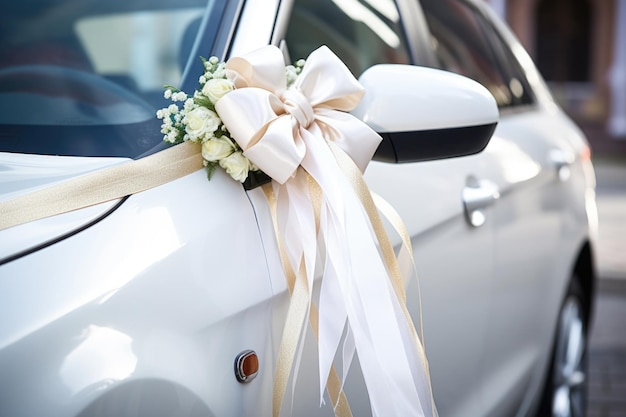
[365,155,495,417]
[479,107,597,417]
[0,169,275,416]
[0,153,128,262]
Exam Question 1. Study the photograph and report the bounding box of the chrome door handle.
[462,176,500,227]
[549,149,574,181]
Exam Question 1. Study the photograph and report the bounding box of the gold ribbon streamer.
[0,142,203,231]
[262,181,312,417]
[309,304,353,417]
[370,191,425,342]
[328,142,436,411]
[369,189,437,413]
[262,181,353,417]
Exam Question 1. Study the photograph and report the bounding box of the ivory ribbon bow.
[217,46,436,417]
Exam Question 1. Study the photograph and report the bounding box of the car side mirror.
[353,65,499,163]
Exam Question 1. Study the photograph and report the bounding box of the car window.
[419,0,534,108]
[285,0,411,77]
[0,0,222,158]
[478,14,535,107]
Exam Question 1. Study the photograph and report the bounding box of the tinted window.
[0,0,219,157]
[285,0,410,77]
[420,0,533,108]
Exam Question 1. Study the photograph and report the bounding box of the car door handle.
[549,149,574,181]
[462,177,500,227]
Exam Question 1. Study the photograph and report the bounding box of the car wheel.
[539,278,588,417]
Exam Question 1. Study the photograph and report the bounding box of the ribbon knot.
[282,88,315,128]
[215,45,381,184]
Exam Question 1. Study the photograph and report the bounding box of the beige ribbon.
[329,142,436,412]
[0,142,202,231]
[263,179,353,417]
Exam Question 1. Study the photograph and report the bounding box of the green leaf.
[163,85,181,92]
[205,162,218,180]
[193,96,213,109]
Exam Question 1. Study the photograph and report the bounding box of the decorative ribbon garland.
[218,46,437,417]
[0,45,437,417]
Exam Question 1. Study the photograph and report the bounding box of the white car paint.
[354,64,500,131]
[0,154,128,260]
[1,168,276,417]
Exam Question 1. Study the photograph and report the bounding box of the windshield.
[0,0,224,158]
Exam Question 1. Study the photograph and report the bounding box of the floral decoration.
[157,55,306,183]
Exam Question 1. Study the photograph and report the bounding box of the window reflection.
[0,0,211,157]
[420,0,534,109]
[287,0,410,77]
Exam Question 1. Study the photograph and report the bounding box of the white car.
[0,0,597,417]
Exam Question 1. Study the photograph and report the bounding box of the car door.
[279,1,497,416]
[0,169,277,417]
[0,3,277,416]
[416,0,578,415]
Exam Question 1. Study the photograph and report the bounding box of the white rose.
[202,78,234,104]
[184,107,220,142]
[219,151,250,182]
[202,136,235,162]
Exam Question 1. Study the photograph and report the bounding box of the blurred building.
[487,0,626,138]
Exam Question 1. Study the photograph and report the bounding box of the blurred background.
[487,0,625,139]
[485,1,626,414]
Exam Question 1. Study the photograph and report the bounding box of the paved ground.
[588,285,626,417]
[577,121,626,416]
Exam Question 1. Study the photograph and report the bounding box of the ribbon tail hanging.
[297,126,435,417]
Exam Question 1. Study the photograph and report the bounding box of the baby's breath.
[157,55,306,182]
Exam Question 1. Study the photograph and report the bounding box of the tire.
[538,278,589,417]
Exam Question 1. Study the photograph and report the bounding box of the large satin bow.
[217,45,436,417]
[215,45,381,184]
